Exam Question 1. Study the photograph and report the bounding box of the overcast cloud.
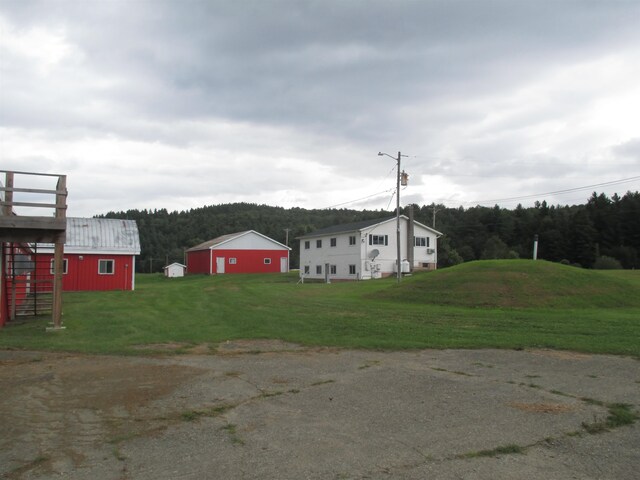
[1,0,639,217]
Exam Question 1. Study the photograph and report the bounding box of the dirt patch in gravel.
[214,338,308,354]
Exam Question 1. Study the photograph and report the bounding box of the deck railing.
[0,170,67,220]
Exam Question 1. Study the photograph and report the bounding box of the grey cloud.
[2,0,639,214]
[613,138,640,160]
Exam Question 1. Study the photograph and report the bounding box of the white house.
[298,216,442,281]
[163,262,186,278]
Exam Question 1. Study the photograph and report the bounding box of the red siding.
[186,248,289,274]
[186,249,211,274]
[0,247,4,327]
[36,253,135,291]
[212,249,288,274]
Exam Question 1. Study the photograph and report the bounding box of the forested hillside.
[101,191,640,272]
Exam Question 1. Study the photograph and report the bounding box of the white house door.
[280,257,288,273]
[216,257,225,274]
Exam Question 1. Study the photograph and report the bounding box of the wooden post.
[3,172,14,216]
[50,175,67,330]
[51,241,64,328]
[10,247,16,321]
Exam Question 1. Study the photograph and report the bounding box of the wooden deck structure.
[0,170,67,329]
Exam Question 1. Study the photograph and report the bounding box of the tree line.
[100,191,640,272]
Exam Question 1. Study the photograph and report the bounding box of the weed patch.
[459,444,525,458]
[181,404,234,422]
[311,379,335,386]
[221,424,245,446]
[582,403,638,434]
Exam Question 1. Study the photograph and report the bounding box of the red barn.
[186,230,290,275]
[37,217,141,292]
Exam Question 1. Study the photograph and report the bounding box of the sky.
[1,0,640,218]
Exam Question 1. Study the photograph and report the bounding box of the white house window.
[414,236,429,247]
[229,258,237,264]
[349,264,356,275]
[49,258,68,275]
[304,240,310,250]
[330,265,337,274]
[349,235,356,246]
[316,239,322,248]
[316,265,322,274]
[264,258,272,265]
[369,234,388,246]
[98,259,115,275]
[304,266,310,274]
[330,238,337,247]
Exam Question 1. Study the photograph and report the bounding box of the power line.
[462,175,640,206]
[321,188,393,210]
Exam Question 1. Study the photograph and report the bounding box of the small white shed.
[164,262,186,278]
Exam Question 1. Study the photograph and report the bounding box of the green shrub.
[593,256,623,270]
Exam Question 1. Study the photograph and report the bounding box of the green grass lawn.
[1,260,639,356]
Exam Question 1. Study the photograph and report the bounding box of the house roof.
[163,262,186,269]
[298,216,443,239]
[39,217,141,254]
[186,230,290,252]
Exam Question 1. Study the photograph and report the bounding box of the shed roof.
[39,217,141,254]
[164,262,186,269]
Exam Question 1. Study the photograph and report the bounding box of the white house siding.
[299,217,441,281]
[300,232,362,280]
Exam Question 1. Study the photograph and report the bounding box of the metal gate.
[4,243,53,321]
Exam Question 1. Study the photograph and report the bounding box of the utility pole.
[379,151,408,283]
[431,203,439,229]
[284,228,291,246]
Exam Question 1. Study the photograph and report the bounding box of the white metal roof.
[38,217,141,255]
[186,230,290,252]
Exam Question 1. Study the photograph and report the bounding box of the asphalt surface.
[1,343,638,479]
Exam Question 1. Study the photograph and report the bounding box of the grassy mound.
[378,260,640,308]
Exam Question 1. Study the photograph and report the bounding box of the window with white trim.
[304,266,310,274]
[349,235,356,246]
[229,258,237,264]
[369,234,388,246]
[98,259,115,275]
[349,264,356,275]
[304,240,310,250]
[330,238,337,247]
[50,258,68,274]
[330,265,337,274]
[316,239,322,248]
[414,236,427,247]
[264,258,272,265]
[316,265,322,274]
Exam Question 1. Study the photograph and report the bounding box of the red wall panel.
[36,253,135,291]
[186,250,211,274]
[212,249,288,274]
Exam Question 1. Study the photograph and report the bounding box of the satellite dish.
[368,249,380,260]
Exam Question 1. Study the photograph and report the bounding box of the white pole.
[533,234,539,260]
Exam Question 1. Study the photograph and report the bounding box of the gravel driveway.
[1,342,638,479]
